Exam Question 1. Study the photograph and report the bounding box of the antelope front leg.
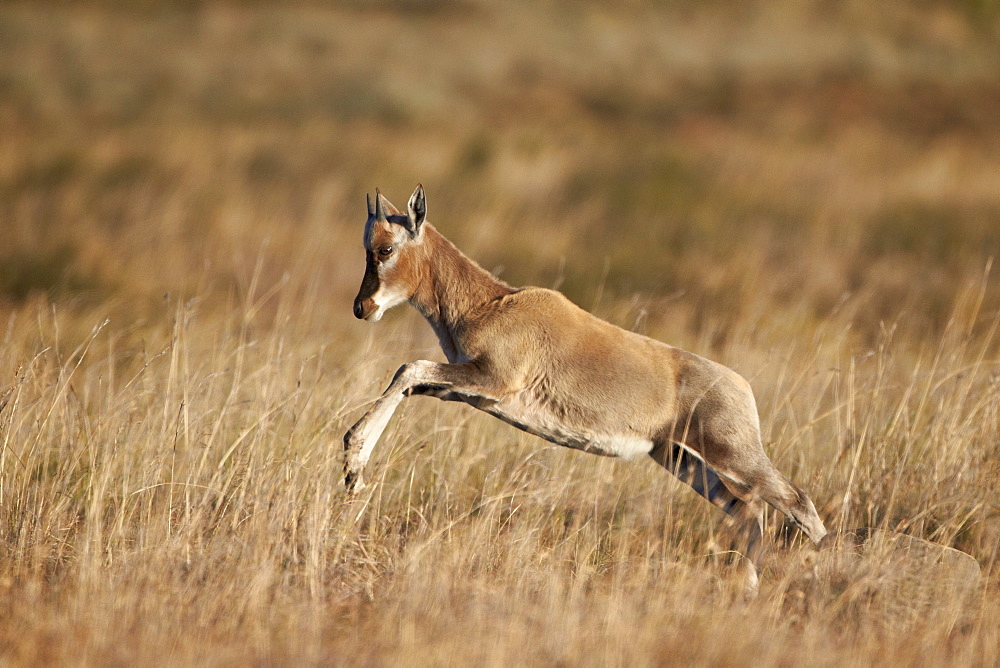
[343,360,494,493]
[343,388,404,493]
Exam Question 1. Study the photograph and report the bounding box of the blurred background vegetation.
[2,0,997,349]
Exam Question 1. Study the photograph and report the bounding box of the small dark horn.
[367,193,375,218]
[375,188,387,222]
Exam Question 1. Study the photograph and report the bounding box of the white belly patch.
[584,435,655,460]
[480,395,654,460]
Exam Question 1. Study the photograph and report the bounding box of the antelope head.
[353,185,427,321]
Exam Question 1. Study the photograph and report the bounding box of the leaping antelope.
[344,185,827,589]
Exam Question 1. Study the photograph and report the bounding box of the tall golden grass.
[0,1,998,664]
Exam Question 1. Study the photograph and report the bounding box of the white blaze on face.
[369,285,409,321]
[361,216,414,321]
[368,236,410,321]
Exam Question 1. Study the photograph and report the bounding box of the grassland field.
[0,1,998,664]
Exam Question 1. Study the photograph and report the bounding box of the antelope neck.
[410,225,514,345]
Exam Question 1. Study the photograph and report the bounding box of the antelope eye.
[378,246,393,257]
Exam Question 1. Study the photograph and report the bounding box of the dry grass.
[1,1,998,664]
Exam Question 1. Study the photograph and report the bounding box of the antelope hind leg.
[649,442,764,594]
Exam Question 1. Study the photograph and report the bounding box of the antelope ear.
[406,184,426,235]
[367,193,376,218]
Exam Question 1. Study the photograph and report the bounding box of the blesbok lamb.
[344,185,827,589]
